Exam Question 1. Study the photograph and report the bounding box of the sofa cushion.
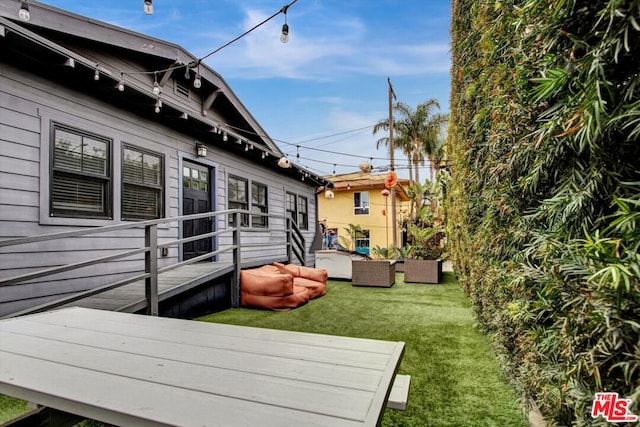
[241,285,310,310]
[240,269,293,297]
[252,264,281,275]
[293,277,327,299]
[273,263,328,284]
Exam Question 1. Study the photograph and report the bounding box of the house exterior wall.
[318,186,408,255]
[0,60,318,316]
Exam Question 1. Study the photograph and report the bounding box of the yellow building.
[318,172,410,256]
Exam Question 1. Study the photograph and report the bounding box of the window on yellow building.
[354,191,369,215]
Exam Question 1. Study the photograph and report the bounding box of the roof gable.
[0,0,329,187]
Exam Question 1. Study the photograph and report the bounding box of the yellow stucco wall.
[318,188,407,255]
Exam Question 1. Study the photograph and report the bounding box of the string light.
[143,0,153,15]
[280,5,290,43]
[152,72,160,95]
[18,1,30,21]
[117,73,125,91]
[154,99,162,113]
[106,0,300,101]
[193,62,202,89]
[223,132,228,142]
[94,67,100,81]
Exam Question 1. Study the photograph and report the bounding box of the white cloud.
[206,6,451,81]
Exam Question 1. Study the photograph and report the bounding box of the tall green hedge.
[448,0,640,425]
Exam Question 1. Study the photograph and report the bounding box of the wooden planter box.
[352,260,396,287]
[404,259,442,284]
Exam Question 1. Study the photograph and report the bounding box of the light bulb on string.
[18,1,30,21]
[280,24,289,43]
[94,68,100,81]
[144,0,153,15]
[152,72,161,95]
[280,5,290,43]
[117,73,125,92]
[154,99,162,113]
[193,63,202,89]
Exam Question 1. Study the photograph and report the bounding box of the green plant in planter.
[371,245,399,260]
[404,192,447,261]
[406,223,446,260]
[402,182,446,283]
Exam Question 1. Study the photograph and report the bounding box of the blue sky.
[39,0,451,179]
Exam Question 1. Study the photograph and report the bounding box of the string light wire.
[120,0,300,80]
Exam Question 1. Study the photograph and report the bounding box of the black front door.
[182,161,213,261]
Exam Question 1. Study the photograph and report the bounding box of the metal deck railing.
[0,210,305,318]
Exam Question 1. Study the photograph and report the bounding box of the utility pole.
[388,77,397,248]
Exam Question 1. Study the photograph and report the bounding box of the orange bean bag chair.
[273,262,327,299]
[240,266,310,310]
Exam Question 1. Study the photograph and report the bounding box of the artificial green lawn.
[0,395,30,424]
[0,272,528,426]
[198,272,528,427]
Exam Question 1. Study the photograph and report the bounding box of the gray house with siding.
[0,0,328,317]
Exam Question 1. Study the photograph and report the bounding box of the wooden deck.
[59,262,234,313]
[0,307,405,426]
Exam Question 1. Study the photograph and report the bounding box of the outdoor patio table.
[0,307,405,426]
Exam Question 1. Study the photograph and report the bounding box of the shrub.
[448,0,640,424]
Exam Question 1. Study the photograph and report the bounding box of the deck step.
[386,374,410,410]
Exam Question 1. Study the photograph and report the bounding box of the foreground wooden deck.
[0,307,405,426]
[59,262,234,313]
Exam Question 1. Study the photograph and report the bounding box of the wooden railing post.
[145,224,159,316]
[231,212,241,308]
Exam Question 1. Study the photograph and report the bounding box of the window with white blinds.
[51,125,111,218]
[122,145,164,220]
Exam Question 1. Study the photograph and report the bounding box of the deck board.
[58,262,234,312]
[0,308,405,426]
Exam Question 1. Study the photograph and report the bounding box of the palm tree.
[419,111,448,182]
[373,99,448,217]
[372,129,415,185]
[373,99,447,185]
